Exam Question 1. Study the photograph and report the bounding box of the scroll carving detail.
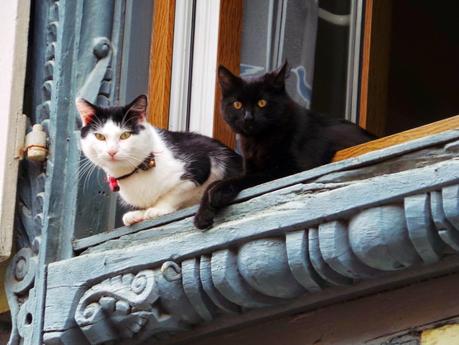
[75,270,185,344]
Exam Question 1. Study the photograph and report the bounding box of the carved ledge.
[6,248,39,345]
[43,135,459,344]
[74,270,185,344]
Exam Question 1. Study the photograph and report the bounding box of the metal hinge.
[18,118,49,162]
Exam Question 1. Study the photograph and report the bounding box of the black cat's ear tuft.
[126,95,148,120]
[266,60,290,89]
[218,65,242,94]
[75,98,96,126]
[275,60,290,81]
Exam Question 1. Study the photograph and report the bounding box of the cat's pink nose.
[107,150,118,157]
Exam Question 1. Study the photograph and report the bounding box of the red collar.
[107,153,155,192]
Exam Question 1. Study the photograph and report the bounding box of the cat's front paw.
[194,208,215,230]
[143,207,175,221]
[123,210,146,226]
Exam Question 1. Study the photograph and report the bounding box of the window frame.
[147,0,176,129]
[148,0,241,148]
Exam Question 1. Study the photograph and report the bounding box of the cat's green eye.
[257,99,267,108]
[94,133,105,141]
[233,101,242,110]
[120,131,132,140]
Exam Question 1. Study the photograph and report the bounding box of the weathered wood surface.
[43,155,459,344]
[46,256,459,345]
[149,255,459,345]
[74,130,459,251]
[177,273,459,345]
[404,194,443,264]
[85,160,459,254]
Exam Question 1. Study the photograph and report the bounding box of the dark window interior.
[382,0,459,135]
[311,0,351,119]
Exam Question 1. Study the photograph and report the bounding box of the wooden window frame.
[148,0,176,128]
[212,0,242,149]
[148,0,241,149]
[148,0,459,159]
[358,0,392,137]
[333,115,459,162]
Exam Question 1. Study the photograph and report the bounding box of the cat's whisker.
[77,159,96,176]
[94,168,106,190]
[77,157,100,190]
[122,116,138,127]
[76,160,89,171]
[76,163,94,179]
[71,159,94,176]
[83,164,99,192]
[91,116,104,129]
[70,157,88,167]
[125,159,141,171]
[120,112,132,130]
[82,168,92,191]
[77,157,92,168]
[124,155,144,165]
[79,164,94,187]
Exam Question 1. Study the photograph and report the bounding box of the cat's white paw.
[122,210,146,226]
[143,207,175,220]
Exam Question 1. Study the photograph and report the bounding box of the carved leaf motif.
[75,270,158,321]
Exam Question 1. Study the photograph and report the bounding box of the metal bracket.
[20,123,48,162]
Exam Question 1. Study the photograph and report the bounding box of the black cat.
[194,62,375,229]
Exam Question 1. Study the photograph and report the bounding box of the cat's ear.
[218,65,242,94]
[266,60,290,89]
[126,95,148,120]
[75,98,96,126]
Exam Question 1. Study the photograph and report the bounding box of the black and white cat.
[194,62,375,229]
[76,95,242,226]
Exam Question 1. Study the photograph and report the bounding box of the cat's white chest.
[117,153,186,208]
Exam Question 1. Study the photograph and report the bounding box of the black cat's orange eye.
[94,133,105,141]
[257,99,267,108]
[120,131,132,140]
[233,101,242,110]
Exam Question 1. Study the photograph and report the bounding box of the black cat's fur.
[194,62,376,229]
